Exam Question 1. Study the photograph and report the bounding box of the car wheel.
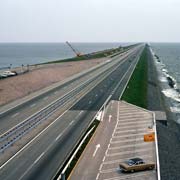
[131,169,134,173]
[149,166,153,170]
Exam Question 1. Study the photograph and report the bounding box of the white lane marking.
[30,103,36,108]
[99,163,103,171]
[106,148,153,157]
[55,133,63,141]
[89,101,92,104]
[103,171,155,180]
[117,120,150,125]
[112,132,145,138]
[34,152,45,164]
[19,164,34,180]
[55,125,70,142]
[54,91,58,94]
[11,112,19,118]
[100,168,118,173]
[114,128,146,133]
[93,144,100,157]
[102,156,106,162]
[69,120,74,126]
[103,155,154,166]
[102,155,153,165]
[109,143,151,150]
[95,94,98,97]
[19,152,45,180]
[43,96,49,100]
[0,107,70,170]
[105,149,108,156]
[108,115,112,122]
[110,138,143,144]
[116,124,148,130]
[79,111,83,115]
[0,48,140,171]
[96,173,100,180]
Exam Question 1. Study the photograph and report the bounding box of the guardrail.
[55,46,144,180]
[0,52,132,153]
[58,126,95,180]
[0,49,130,119]
[0,70,104,153]
[153,112,161,180]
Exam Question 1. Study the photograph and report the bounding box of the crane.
[66,41,82,57]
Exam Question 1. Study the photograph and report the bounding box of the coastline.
[0,57,108,106]
[148,45,180,180]
[150,46,180,125]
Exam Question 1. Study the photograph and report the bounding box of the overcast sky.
[0,0,180,42]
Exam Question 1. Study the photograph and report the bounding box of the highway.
[0,44,144,180]
[0,48,134,135]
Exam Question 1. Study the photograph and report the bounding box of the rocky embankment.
[147,46,180,180]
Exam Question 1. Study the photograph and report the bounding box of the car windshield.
[127,159,135,166]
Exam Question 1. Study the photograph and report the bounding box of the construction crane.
[66,41,82,57]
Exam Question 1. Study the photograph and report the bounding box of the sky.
[0,0,180,42]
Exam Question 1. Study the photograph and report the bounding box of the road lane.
[0,47,137,135]
[0,45,144,180]
[0,50,137,153]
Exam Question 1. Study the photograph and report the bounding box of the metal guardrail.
[56,46,144,180]
[0,49,129,118]
[58,126,95,180]
[0,53,130,153]
[0,73,100,152]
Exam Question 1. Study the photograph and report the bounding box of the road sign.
[144,133,155,142]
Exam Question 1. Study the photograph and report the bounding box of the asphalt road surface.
[0,44,144,180]
[70,101,157,180]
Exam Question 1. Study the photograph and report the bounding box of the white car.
[1,71,16,78]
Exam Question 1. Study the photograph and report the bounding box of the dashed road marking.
[11,112,19,118]
[34,152,45,164]
[96,173,100,180]
[55,133,63,141]
[30,103,36,108]
[43,96,49,100]
[69,120,74,126]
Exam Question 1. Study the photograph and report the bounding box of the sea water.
[0,42,127,68]
[151,43,180,123]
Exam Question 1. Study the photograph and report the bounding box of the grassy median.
[121,45,148,108]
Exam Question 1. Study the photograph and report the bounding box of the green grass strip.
[121,46,148,108]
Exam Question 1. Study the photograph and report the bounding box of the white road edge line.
[0,108,69,170]
[96,173,100,180]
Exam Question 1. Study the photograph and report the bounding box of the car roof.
[129,158,143,162]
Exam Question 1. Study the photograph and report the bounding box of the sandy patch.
[0,58,107,106]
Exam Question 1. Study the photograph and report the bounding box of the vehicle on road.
[119,157,155,173]
[0,70,16,78]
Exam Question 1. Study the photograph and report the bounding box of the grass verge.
[42,44,138,65]
[121,45,148,108]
